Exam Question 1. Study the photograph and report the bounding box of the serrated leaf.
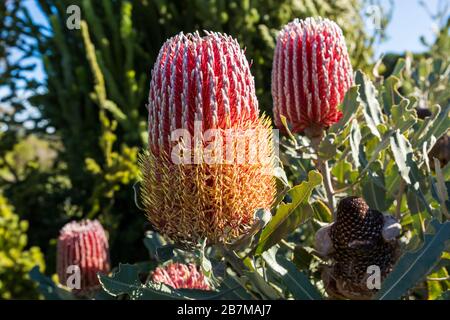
[382,76,402,115]
[390,131,432,214]
[374,220,450,300]
[356,70,384,138]
[255,171,322,255]
[349,119,362,168]
[416,104,450,148]
[390,130,413,184]
[391,58,406,76]
[391,99,417,132]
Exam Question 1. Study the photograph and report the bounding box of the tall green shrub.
[0,194,45,299]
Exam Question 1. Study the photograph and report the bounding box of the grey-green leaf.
[263,249,322,300]
[390,130,413,184]
[356,70,384,138]
[374,220,450,300]
[349,119,362,168]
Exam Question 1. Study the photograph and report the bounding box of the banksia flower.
[272,17,353,134]
[57,220,110,296]
[151,263,209,290]
[141,32,276,245]
[315,197,400,299]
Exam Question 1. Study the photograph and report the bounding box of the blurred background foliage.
[0,0,448,299]
[0,194,45,299]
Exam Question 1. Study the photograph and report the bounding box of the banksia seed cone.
[316,197,400,299]
[151,263,209,290]
[141,32,276,245]
[272,17,353,134]
[57,220,110,296]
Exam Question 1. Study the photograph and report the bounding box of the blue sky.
[373,0,447,57]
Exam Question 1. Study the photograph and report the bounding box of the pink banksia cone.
[151,263,210,290]
[57,220,110,296]
[271,17,353,135]
[141,31,276,245]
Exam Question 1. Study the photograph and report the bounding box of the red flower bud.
[151,263,209,290]
[272,17,353,133]
[56,220,110,296]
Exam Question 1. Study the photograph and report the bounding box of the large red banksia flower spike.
[57,220,110,296]
[272,17,353,135]
[151,263,210,290]
[142,31,276,245]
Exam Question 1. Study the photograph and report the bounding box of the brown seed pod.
[317,196,401,299]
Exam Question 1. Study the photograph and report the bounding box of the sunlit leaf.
[255,171,322,255]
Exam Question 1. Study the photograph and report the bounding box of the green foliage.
[0,194,45,299]
[262,247,322,300]
[97,57,448,300]
[374,220,450,300]
[0,132,72,274]
[255,170,322,255]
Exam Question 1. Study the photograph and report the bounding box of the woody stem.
[306,127,336,214]
[320,159,336,215]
